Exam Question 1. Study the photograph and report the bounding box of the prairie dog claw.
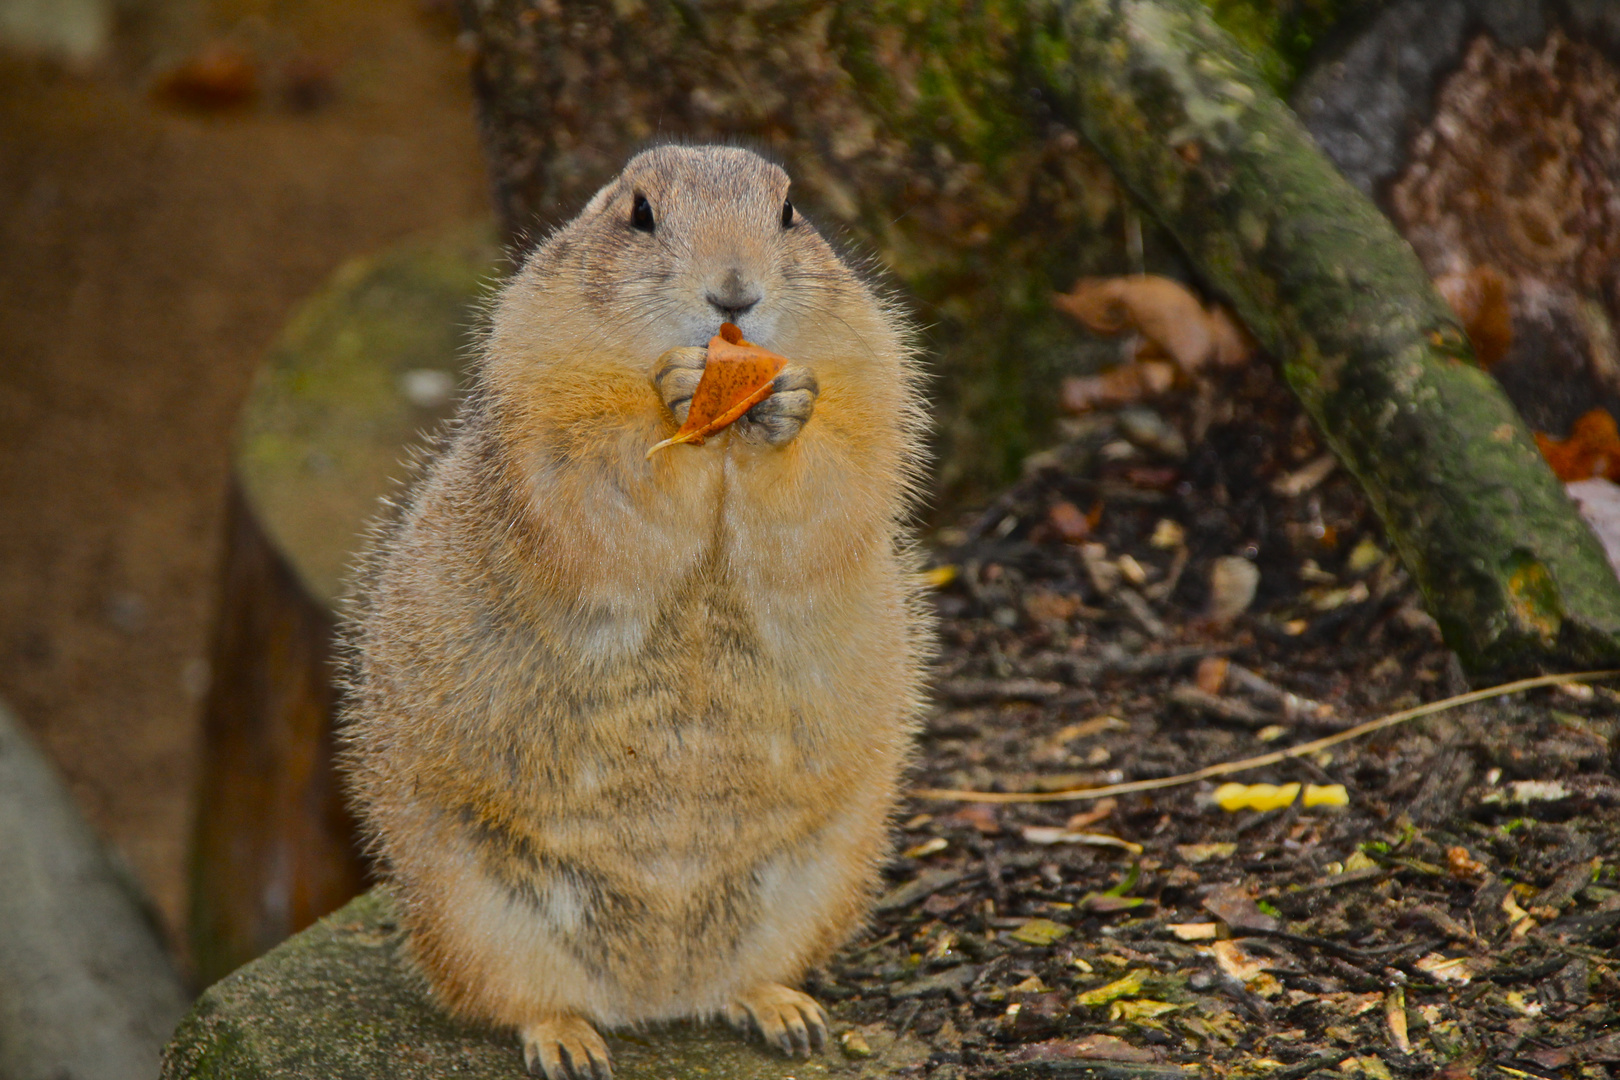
[521,1016,612,1080]
[739,364,818,446]
[724,983,830,1057]
[653,346,708,425]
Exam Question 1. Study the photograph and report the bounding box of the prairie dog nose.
[706,268,761,320]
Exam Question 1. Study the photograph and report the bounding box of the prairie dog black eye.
[631,193,655,233]
[781,198,795,229]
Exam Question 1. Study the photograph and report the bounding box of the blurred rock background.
[0,0,489,961]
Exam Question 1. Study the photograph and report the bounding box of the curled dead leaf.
[1445,845,1486,880]
[1064,797,1116,831]
[647,323,786,457]
[1060,362,1175,413]
[903,836,948,858]
[1020,826,1142,853]
[1054,275,1253,375]
[1194,656,1229,694]
[1414,953,1476,985]
[1385,985,1410,1054]
[1110,998,1180,1023]
[1205,556,1259,623]
[1009,917,1072,946]
[1075,969,1148,1007]
[938,802,1001,834]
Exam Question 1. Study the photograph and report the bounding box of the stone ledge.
[163,890,928,1079]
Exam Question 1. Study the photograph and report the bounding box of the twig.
[1025,643,1231,683]
[912,671,1619,804]
[1298,866,1386,893]
[1170,684,1273,728]
[1264,1049,1356,1080]
[938,678,1067,703]
[1226,663,1337,725]
[1143,544,1188,601]
[1235,926,1404,967]
[1117,587,1169,640]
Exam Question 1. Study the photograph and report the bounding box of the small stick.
[912,670,1619,804]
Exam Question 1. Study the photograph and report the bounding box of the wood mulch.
[813,363,1620,1080]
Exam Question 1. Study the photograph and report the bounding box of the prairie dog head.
[499,145,898,372]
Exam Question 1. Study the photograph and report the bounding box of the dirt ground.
[0,0,488,943]
[833,366,1620,1079]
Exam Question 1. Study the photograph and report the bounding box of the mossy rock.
[162,891,929,1079]
[235,222,503,609]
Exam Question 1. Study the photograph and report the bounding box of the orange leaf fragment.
[153,42,260,111]
[646,322,786,458]
[1535,407,1620,481]
[1047,501,1092,543]
[1194,656,1230,695]
[1434,265,1513,367]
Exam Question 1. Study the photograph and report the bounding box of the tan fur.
[341,146,930,1075]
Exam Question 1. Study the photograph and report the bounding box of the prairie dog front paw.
[653,346,708,425]
[739,364,818,447]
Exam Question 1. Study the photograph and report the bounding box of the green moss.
[827,0,1145,502]
[1197,0,1388,91]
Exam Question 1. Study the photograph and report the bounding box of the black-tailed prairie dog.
[342,144,931,1078]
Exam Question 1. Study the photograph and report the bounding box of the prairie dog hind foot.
[517,988,826,1077]
[723,983,830,1057]
[521,1015,612,1080]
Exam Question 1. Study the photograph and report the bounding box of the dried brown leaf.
[1054,275,1254,374]
[1047,501,1092,543]
[154,42,260,110]
[1059,361,1176,413]
[1535,407,1620,481]
[1435,265,1513,367]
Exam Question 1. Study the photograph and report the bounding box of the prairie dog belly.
[403,668,904,1025]
[435,775,894,1025]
